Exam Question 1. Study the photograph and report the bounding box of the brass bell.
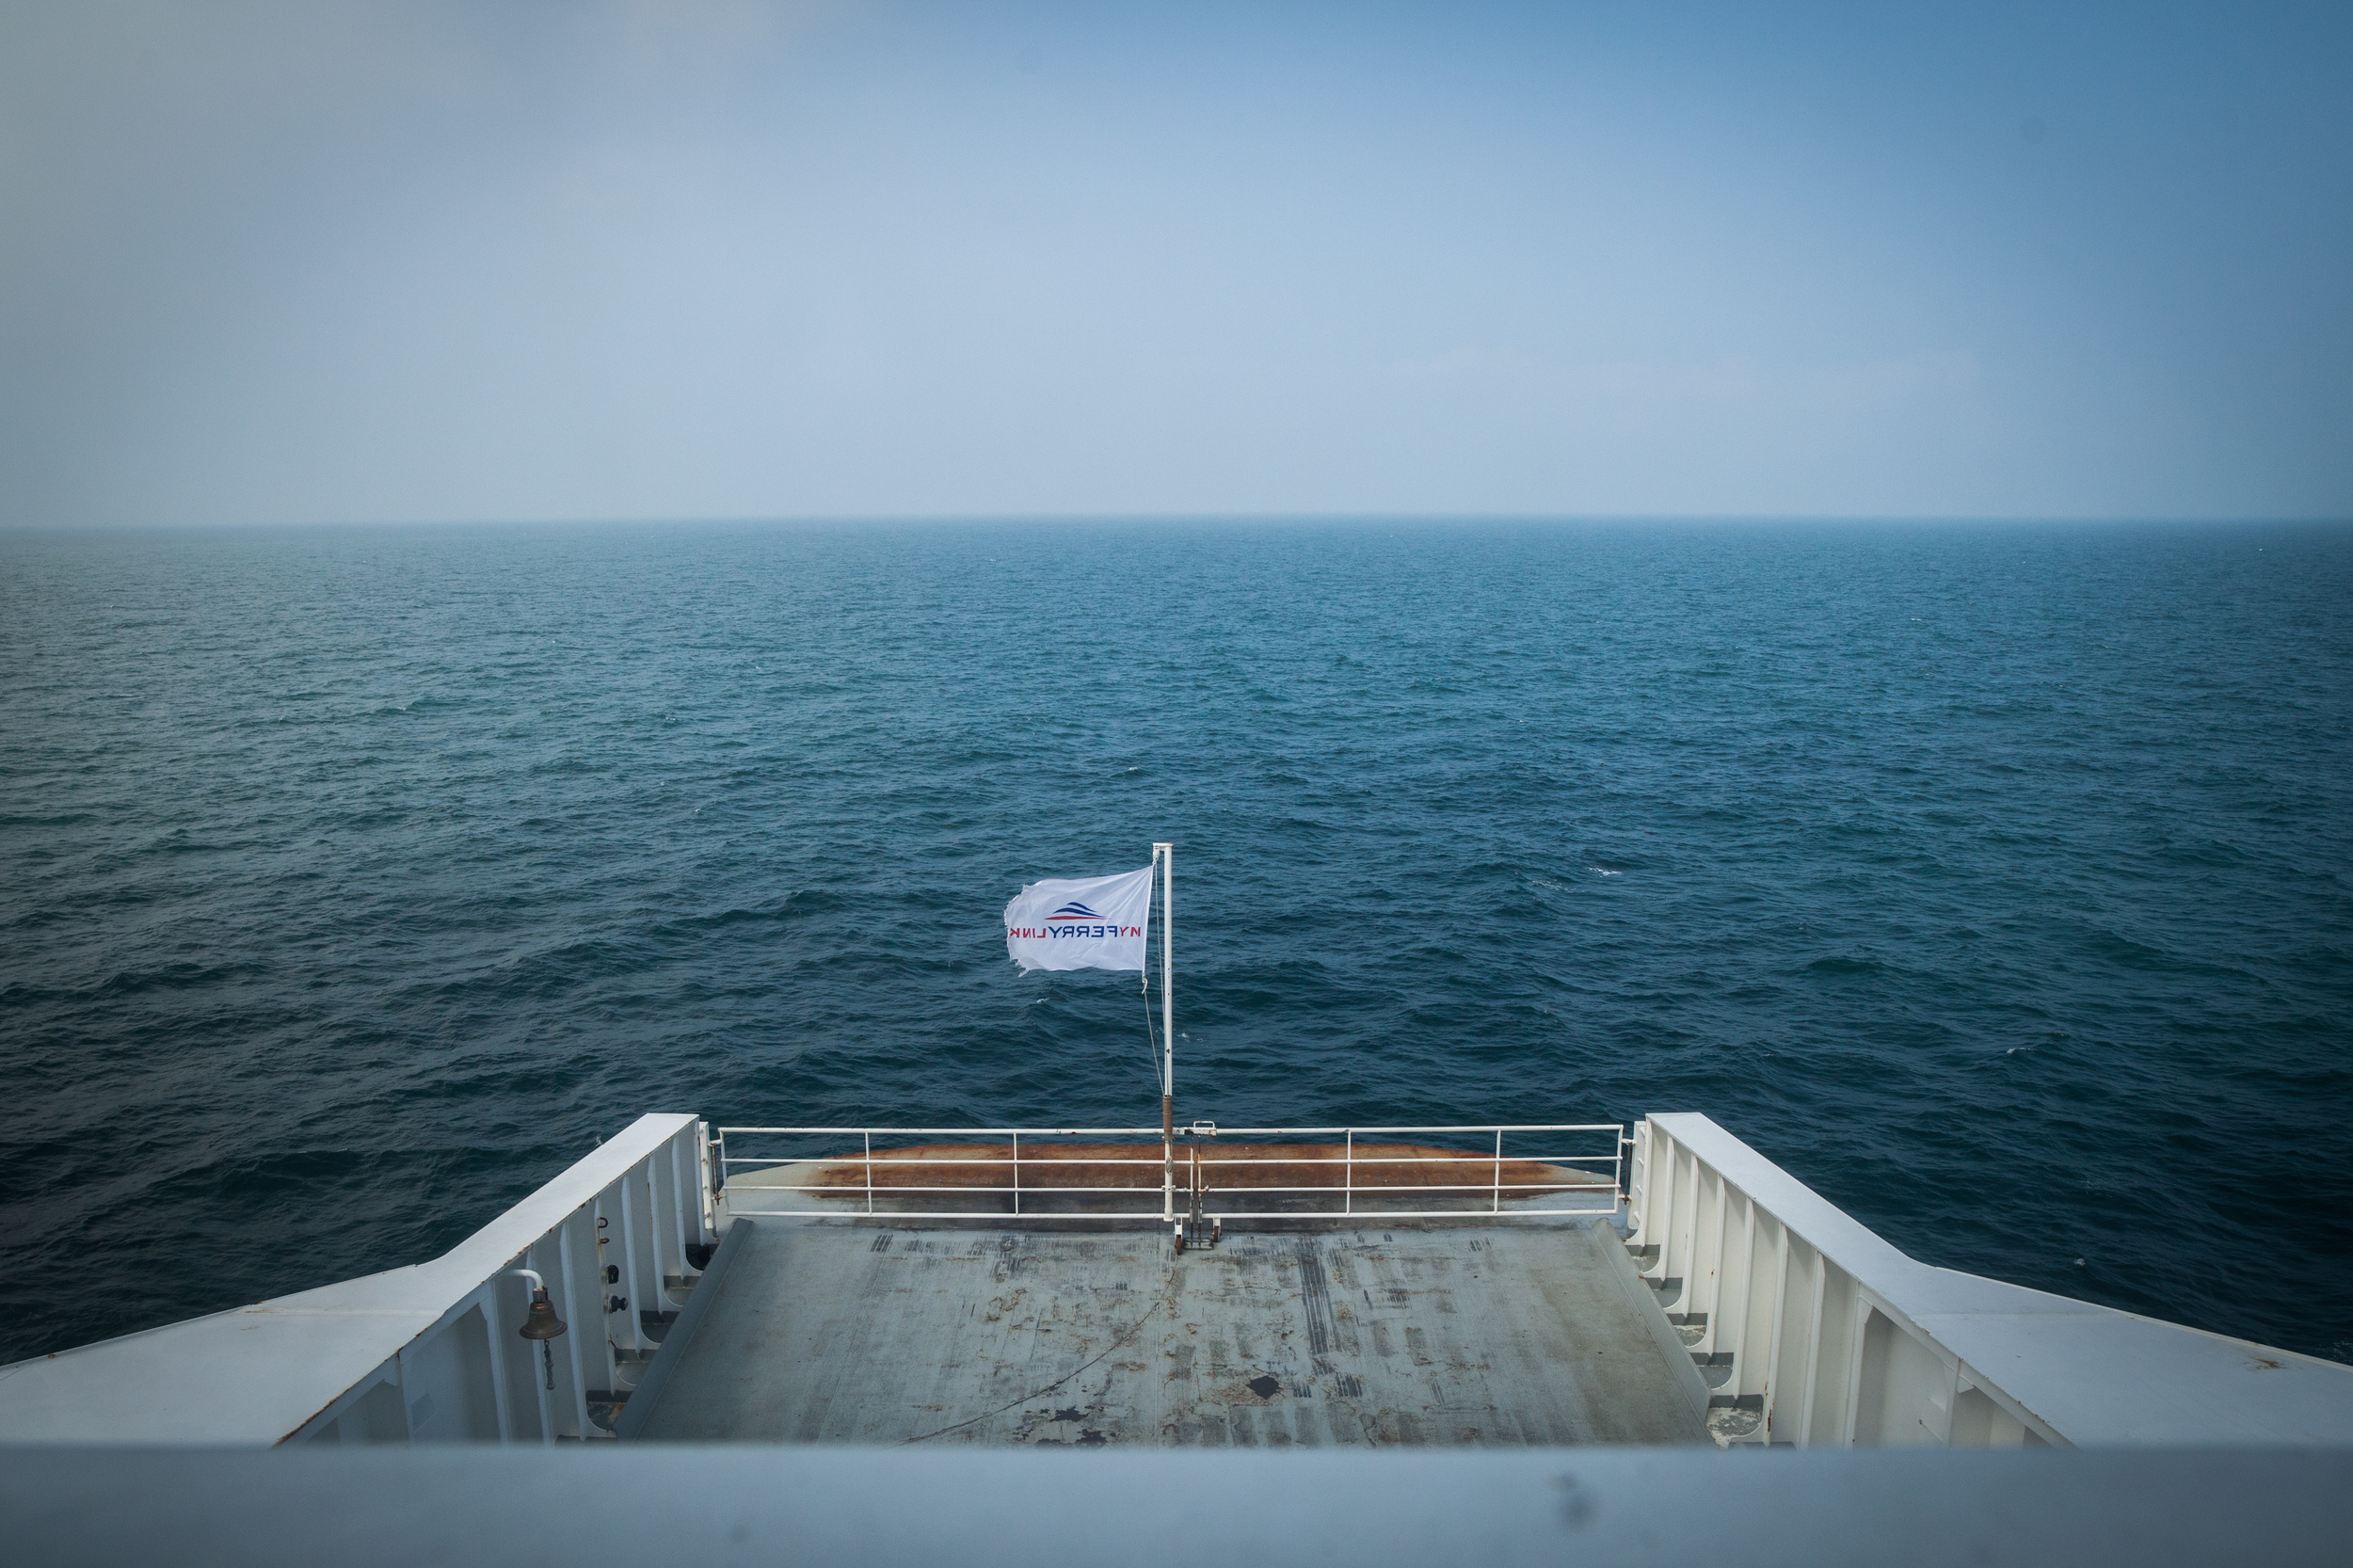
[518,1285,568,1341]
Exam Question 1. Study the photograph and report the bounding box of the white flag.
[1004,866,1154,973]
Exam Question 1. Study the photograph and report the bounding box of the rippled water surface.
[3,520,2348,1366]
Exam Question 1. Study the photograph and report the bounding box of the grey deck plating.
[635,1219,1707,1447]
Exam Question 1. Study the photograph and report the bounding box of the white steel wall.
[1629,1115,2053,1448]
[290,1117,715,1444]
[0,1114,716,1447]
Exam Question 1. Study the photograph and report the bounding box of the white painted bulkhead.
[0,1113,714,1446]
[1626,1112,2353,1448]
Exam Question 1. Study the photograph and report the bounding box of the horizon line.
[7,511,2350,536]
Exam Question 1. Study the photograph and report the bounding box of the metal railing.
[713,1122,1627,1221]
[1629,1113,2059,1448]
[0,1113,721,1448]
[278,1115,718,1446]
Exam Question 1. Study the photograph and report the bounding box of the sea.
[2,519,2348,1368]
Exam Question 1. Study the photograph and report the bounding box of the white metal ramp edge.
[0,1114,715,1446]
[1630,1112,2353,1448]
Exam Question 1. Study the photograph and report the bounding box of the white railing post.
[712,1128,728,1221]
[642,1158,668,1311]
[669,1137,693,1270]
[1794,1250,1826,1445]
[1724,1195,1755,1378]
[558,1218,591,1439]
[480,1283,516,1443]
[1646,1128,1676,1264]
[524,1240,555,1445]
[696,1123,716,1241]
[1839,1285,1871,1446]
[617,1176,645,1350]
[1761,1221,1790,1441]
[1673,1145,1698,1302]
[591,1197,616,1381]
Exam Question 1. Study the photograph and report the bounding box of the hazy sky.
[3,2,2348,526]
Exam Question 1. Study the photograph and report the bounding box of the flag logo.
[1003,867,1154,973]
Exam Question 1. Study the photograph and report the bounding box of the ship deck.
[633,1216,1710,1447]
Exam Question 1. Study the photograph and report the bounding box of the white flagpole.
[1155,841,1175,1224]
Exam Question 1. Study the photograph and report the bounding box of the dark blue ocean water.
[3,520,2349,1367]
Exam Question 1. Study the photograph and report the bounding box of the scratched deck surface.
[636,1221,1706,1447]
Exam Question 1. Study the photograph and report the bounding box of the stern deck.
[634,1218,1708,1447]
